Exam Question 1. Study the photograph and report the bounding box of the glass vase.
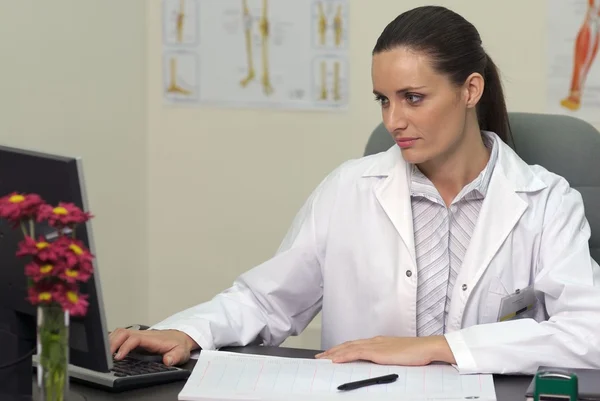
[37,305,69,401]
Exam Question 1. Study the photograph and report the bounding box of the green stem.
[20,221,28,237]
[29,218,35,239]
[38,305,68,401]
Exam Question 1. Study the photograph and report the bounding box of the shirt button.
[406,270,412,277]
[462,284,468,291]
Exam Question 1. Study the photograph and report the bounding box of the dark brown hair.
[372,6,513,145]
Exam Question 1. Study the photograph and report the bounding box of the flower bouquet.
[0,192,94,401]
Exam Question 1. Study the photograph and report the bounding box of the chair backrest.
[364,112,600,263]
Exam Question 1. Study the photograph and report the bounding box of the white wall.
[0,0,148,329]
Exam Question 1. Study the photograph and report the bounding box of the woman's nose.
[384,103,409,132]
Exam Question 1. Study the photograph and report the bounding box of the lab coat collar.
[361,131,547,194]
[361,131,547,275]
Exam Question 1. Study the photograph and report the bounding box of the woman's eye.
[374,95,389,106]
[406,94,423,105]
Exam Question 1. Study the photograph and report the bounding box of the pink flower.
[24,261,65,282]
[16,236,60,262]
[54,237,94,271]
[0,191,96,318]
[27,281,62,306]
[56,286,89,317]
[37,202,92,227]
[58,266,92,284]
[0,193,44,225]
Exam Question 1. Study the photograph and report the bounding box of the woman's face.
[371,47,476,166]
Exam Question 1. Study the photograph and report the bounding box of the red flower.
[54,237,94,271]
[24,261,65,282]
[0,191,95,318]
[58,265,92,284]
[37,202,92,227]
[16,236,60,262]
[56,286,89,317]
[0,193,44,225]
[27,281,62,306]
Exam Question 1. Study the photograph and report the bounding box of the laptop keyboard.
[110,356,180,377]
[65,355,191,392]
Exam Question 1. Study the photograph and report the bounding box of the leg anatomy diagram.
[317,1,344,47]
[166,57,193,95]
[166,0,194,96]
[176,0,186,43]
[561,0,600,111]
[240,0,274,96]
[319,60,342,101]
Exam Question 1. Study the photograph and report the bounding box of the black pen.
[337,373,399,391]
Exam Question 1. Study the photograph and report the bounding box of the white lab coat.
[152,132,600,375]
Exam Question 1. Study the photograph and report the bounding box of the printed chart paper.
[547,0,600,123]
[178,350,497,401]
[162,0,350,111]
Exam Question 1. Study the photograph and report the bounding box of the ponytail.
[478,53,513,145]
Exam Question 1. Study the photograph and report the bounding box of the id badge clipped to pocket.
[497,285,537,322]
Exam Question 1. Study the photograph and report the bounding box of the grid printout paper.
[178,350,496,401]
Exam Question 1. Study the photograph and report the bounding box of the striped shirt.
[412,132,498,336]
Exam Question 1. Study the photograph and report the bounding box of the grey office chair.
[364,112,600,263]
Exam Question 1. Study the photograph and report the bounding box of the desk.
[36,345,534,400]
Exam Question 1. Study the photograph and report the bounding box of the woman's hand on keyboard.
[109,328,199,366]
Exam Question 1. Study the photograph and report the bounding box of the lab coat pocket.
[497,285,538,322]
[483,277,508,323]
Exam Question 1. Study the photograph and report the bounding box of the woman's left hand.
[314,336,456,366]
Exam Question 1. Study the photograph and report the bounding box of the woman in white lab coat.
[110,5,600,375]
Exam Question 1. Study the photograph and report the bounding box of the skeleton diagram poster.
[547,0,600,123]
[162,0,350,111]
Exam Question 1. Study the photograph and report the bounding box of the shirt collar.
[409,131,499,202]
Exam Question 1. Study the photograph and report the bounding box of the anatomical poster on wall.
[547,0,600,123]
[162,0,350,111]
